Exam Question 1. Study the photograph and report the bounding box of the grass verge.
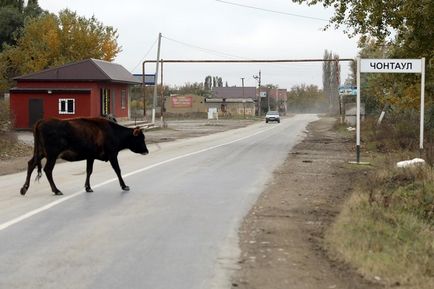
[326,191,433,288]
[325,116,434,288]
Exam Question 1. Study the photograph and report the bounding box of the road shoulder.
[231,117,381,289]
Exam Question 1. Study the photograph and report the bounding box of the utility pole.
[241,77,245,118]
[160,59,167,128]
[267,88,270,112]
[253,70,262,116]
[259,70,261,116]
[152,32,162,124]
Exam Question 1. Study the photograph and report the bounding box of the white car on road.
[265,111,280,123]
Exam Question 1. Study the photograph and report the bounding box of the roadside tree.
[322,50,340,113]
[287,84,327,113]
[0,0,44,50]
[0,9,121,91]
[293,0,433,113]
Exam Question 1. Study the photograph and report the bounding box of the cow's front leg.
[20,156,37,195]
[85,158,94,192]
[109,157,129,191]
[44,157,62,195]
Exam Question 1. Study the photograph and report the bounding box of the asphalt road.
[0,114,318,289]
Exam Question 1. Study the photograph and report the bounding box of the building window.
[59,99,75,114]
[121,89,127,109]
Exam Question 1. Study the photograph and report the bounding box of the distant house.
[10,59,140,129]
[209,87,256,116]
[266,88,288,115]
[212,86,257,100]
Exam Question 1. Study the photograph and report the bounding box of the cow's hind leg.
[109,157,129,191]
[44,157,62,195]
[85,158,94,192]
[20,156,37,195]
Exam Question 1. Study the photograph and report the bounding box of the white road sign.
[355,57,426,163]
[360,59,422,73]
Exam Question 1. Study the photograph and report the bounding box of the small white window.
[59,99,75,114]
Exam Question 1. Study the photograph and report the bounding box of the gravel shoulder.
[231,117,381,289]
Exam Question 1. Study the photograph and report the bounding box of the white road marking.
[0,124,280,231]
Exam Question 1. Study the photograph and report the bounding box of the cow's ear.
[133,127,142,136]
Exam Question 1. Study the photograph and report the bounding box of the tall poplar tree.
[323,50,340,113]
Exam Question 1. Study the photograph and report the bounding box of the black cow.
[20,117,149,196]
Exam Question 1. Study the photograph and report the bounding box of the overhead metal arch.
[141,57,355,119]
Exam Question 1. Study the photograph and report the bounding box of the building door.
[101,88,111,116]
[28,98,43,128]
[111,90,116,117]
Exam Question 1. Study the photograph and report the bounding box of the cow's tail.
[33,121,43,182]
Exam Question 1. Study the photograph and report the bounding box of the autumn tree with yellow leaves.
[292,0,433,114]
[0,9,121,91]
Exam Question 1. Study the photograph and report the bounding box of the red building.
[10,59,140,129]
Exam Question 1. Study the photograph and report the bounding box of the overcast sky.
[37,0,359,90]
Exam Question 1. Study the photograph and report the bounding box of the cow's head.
[129,127,149,155]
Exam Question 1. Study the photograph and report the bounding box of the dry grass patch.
[326,164,434,288]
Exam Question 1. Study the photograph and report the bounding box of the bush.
[0,99,12,133]
[363,111,420,152]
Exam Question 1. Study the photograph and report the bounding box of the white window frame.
[58,98,76,115]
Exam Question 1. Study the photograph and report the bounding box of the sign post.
[355,58,426,163]
[356,57,361,163]
[420,58,426,151]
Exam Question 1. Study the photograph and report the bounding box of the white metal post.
[152,33,162,124]
[420,57,426,150]
[356,57,361,162]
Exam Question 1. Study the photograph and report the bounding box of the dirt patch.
[231,117,382,289]
[145,119,258,143]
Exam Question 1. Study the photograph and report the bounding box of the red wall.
[10,91,91,129]
[10,81,130,129]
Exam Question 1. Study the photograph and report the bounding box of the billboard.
[171,96,193,108]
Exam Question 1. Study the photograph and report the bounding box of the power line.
[161,35,307,70]
[215,0,329,22]
[144,59,354,64]
[130,37,159,72]
[162,35,249,60]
